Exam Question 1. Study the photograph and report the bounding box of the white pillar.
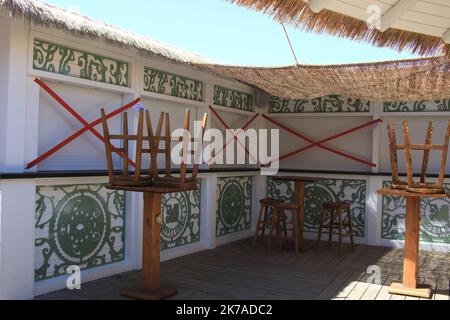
[366,176,383,246]
[371,101,382,174]
[1,23,35,172]
[200,174,218,249]
[0,21,40,299]
[0,180,36,299]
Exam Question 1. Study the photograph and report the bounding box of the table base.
[389,283,432,299]
[121,287,177,300]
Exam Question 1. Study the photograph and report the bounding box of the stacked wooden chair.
[387,120,450,194]
[101,108,208,190]
[100,107,208,300]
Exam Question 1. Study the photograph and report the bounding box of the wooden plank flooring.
[36,239,450,300]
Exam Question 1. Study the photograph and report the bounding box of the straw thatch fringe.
[195,56,450,101]
[0,0,214,64]
[226,0,450,57]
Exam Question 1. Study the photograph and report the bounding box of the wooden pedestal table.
[273,176,321,252]
[107,184,197,300]
[378,188,449,299]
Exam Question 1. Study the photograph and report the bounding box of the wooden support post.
[121,192,177,300]
[294,181,305,252]
[403,196,420,288]
[389,196,432,299]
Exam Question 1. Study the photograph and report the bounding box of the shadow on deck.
[37,239,450,300]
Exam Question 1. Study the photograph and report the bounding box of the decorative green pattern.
[33,39,129,87]
[383,99,450,112]
[213,85,254,112]
[160,187,201,250]
[269,95,370,113]
[35,184,125,281]
[143,67,203,101]
[268,178,366,237]
[381,181,450,243]
[216,176,252,236]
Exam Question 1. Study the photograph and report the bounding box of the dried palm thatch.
[0,0,214,64]
[226,0,450,57]
[196,56,450,101]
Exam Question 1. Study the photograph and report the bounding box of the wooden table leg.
[294,182,305,252]
[389,196,432,299]
[121,192,177,300]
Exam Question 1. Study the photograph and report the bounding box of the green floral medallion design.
[216,176,252,236]
[213,85,254,112]
[160,187,201,250]
[269,95,370,113]
[383,99,450,112]
[33,39,129,87]
[143,67,203,101]
[35,184,125,281]
[381,181,450,243]
[267,178,366,237]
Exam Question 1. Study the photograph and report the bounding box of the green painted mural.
[213,85,254,112]
[143,67,203,101]
[381,181,450,243]
[35,184,126,281]
[216,176,252,236]
[33,39,129,87]
[267,178,366,237]
[160,188,201,250]
[269,95,371,113]
[383,99,450,112]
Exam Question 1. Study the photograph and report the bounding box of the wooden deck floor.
[37,239,450,300]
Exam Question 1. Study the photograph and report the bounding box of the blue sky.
[45,0,421,66]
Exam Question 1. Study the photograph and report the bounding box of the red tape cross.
[263,114,382,167]
[26,79,141,170]
[208,106,259,164]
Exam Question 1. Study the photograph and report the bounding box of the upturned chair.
[153,110,208,189]
[101,108,208,189]
[101,109,151,186]
[387,120,450,194]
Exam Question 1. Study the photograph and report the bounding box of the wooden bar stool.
[253,198,283,247]
[316,201,355,256]
[269,202,300,258]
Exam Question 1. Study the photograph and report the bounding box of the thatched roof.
[196,57,450,101]
[0,0,214,64]
[226,0,450,57]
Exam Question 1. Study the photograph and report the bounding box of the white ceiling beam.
[444,29,450,44]
[380,0,420,32]
[308,0,334,13]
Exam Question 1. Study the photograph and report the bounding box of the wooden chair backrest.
[101,108,145,184]
[387,120,450,192]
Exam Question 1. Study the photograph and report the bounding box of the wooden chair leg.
[328,208,334,248]
[338,208,343,256]
[253,204,265,247]
[282,211,288,238]
[276,210,283,250]
[347,207,355,252]
[316,207,326,252]
[293,209,300,259]
[262,205,270,238]
[267,209,278,254]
